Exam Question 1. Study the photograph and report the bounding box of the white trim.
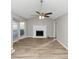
[13,38,20,43]
[13,36,27,43]
[26,36,55,38]
[11,48,15,54]
[47,36,56,38]
[56,39,68,50]
[27,36,33,38]
[33,36,47,38]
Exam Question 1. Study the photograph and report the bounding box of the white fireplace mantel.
[33,25,47,38]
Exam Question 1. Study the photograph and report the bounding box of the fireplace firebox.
[36,31,43,36]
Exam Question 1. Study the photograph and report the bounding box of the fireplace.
[36,31,43,36]
[33,25,47,38]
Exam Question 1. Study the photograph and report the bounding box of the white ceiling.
[11,0,68,20]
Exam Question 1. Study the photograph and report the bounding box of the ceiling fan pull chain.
[40,0,43,14]
[41,0,43,3]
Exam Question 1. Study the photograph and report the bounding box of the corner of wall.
[56,39,68,50]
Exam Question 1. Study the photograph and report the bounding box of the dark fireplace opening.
[36,31,43,36]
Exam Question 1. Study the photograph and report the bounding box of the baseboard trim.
[13,36,27,43]
[25,36,56,39]
[11,48,15,54]
[13,36,56,43]
[47,37,56,39]
[56,39,68,50]
[33,35,47,38]
[26,36,33,38]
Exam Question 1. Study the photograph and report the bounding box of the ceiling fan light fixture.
[39,16,42,19]
[42,16,45,19]
[39,16,45,19]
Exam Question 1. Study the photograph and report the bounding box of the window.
[20,22,25,36]
[12,20,18,39]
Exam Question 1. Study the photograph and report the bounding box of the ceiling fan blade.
[45,16,50,17]
[36,11,40,14]
[45,12,52,15]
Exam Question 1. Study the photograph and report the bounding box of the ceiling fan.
[35,0,53,19]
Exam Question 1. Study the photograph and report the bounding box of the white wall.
[24,20,28,37]
[26,18,55,37]
[55,14,68,48]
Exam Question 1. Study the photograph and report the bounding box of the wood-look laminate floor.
[12,38,68,59]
